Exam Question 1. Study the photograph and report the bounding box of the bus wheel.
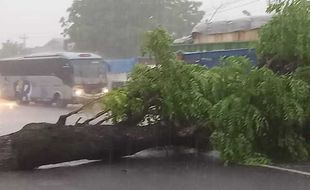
[53,93,67,108]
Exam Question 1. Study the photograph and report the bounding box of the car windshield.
[1,0,310,190]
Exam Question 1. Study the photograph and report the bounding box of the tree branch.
[75,117,83,125]
[56,96,105,126]
[95,115,115,126]
[82,109,110,125]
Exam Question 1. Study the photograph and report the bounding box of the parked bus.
[0,52,108,107]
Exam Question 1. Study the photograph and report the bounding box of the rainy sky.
[0,0,268,47]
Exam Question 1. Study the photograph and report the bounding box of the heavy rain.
[0,0,309,189]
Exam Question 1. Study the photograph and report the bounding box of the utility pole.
[20,34,28,48]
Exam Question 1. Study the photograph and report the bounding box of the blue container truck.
[181,48,257,68]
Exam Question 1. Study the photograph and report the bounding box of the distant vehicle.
[0,52,108,107]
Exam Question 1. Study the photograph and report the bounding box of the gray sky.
[0,0,268,47]
[0,0,72,47]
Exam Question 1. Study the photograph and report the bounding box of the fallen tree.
[0,100,210,170]
[0,121,209,170]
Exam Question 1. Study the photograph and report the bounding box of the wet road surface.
[0,99,95,135]
[0,155,309,190]
[0,99,309,190]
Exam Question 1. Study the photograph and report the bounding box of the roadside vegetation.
[258,0,310,74]
[100,27,310,165]
[98,0,310,165]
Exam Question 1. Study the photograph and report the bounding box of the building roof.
[23,52,102,60]
[192,15,272,35]
[173,35,193,44]
[0,52,102,61]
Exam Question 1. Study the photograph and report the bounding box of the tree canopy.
[257,0,310,74]
[0,40,28,58]
[100,28,310,164]
[61,0,204,58]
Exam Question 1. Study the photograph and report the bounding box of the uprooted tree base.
[0,121,210,171]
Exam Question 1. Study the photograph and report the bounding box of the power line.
[205,0,261,17]
[207,0,250,22]
[208,0,254,13]
[217,0,261,13]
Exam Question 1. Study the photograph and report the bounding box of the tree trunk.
[0,122,210,171]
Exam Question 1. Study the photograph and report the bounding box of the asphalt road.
[0,155,309,190]
[0,99,309,190]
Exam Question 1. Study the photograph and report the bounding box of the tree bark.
[0,122,210,171]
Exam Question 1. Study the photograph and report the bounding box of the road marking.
[261,165,310,177]
[38,159,100,170]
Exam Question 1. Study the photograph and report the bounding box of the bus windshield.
[71,59,106,79]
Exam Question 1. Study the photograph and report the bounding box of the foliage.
[209,58,310,163]
[104,28,212,125]
[102,88,129,123]
[257,0,310,74]
[0,40,28,58]
[102,28,310,164]
[294,66,310,85]
[61,0,204,58]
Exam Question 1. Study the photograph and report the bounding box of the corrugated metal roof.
[173,35,193,44]
[192,15,272,35]
[0,52,102,61]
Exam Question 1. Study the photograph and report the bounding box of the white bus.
[0,52,108,107]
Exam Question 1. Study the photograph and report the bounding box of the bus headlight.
[102,88,109,94]
[74,88,84,97]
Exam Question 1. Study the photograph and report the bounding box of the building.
[105,58,136,89]
[191,15,272,44]
[105,57,156,89]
